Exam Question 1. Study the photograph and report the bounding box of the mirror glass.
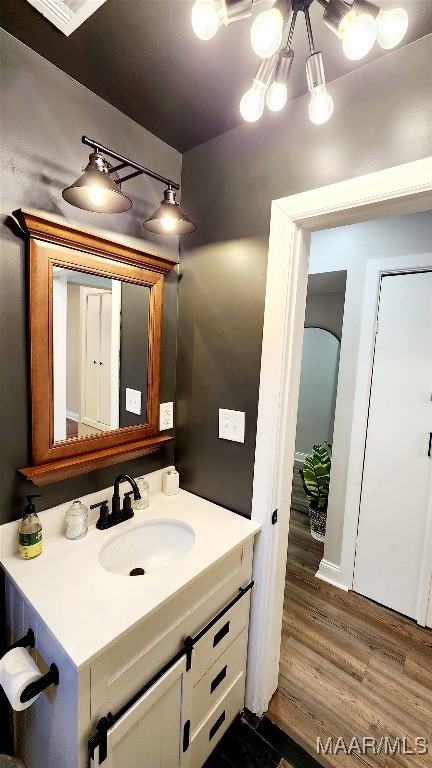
[52,267,150,442]
[295,327,341,456]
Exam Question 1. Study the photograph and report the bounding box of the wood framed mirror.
[16,209,176,485]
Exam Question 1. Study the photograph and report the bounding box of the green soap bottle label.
[19,529,42,558]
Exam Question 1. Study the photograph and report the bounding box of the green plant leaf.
[299,443,331,511]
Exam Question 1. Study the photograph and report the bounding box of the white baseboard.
[294,451,308,463]
[316,558,349,591]
[66,410,79,422]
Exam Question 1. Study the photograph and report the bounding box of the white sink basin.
[99,519,195,576]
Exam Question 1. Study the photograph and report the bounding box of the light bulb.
[191,0,226,40]
[240,80,267,122]
[266,81,287,112]
[309,85,334,125]
[376,7,408,49]
[87,186,109,207]
[337,9,356,38]
[250,8,283,58]
[342,13,377,59]
[161,216,177,232]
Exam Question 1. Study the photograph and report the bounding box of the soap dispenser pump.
[18,495,42,560]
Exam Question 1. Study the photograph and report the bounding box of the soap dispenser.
[18,495,42,559]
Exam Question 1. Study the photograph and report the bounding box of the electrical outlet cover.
[218,409,245,443]
[160,402,174,430]
[125,388,141,416]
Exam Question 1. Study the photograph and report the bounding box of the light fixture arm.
[81,135,180,191]
[303,6,316,53]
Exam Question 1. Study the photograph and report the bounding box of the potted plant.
[299,443,331,542]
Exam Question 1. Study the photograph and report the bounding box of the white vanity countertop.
[1,490,260,670]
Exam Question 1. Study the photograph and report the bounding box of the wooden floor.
[269,509,432,767]
[66,418,78,438]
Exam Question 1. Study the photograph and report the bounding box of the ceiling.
[1,0,431,153]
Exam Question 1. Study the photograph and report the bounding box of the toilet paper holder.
[1,628,60,703]
[0,628,35,659]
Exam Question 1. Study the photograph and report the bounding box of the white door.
[80,289,112,432]
[353,271,432,620]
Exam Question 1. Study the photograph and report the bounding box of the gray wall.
[0,31,181,523]
[177,35,432,517]
[119,283,150,428]
[304,290,346,340]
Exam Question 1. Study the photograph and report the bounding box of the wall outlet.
[160,402,174,430]
[125,388,141,416]
[219,409,245,443]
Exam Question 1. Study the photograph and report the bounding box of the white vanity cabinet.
[5,538,254,768]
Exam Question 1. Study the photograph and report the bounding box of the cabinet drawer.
[191,630,246,730]
[189,672,245,768]
[190,589,250,686]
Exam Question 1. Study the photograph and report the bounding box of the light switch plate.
[160,402,174,430]
[219,409,245,443]
[125,388,142,416]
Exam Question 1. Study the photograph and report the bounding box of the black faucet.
[91,474,141,530]
[112,473,141,519]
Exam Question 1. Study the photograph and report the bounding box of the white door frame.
[245,156,432,716]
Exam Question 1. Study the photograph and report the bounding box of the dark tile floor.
[204,713,321,768]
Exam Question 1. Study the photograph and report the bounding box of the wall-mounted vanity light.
[62,136,196,235]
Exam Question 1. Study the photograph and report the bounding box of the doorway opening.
[246,157,432,719]
[268,214,432,761]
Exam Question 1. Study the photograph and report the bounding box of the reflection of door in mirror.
[79,285,117,437]
[53,267,150,443]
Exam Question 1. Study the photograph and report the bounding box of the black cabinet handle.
[209,710,225,741]
[210,665,227,694]
[428,433,432,458]
[213,621,230,648]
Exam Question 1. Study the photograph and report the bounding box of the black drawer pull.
[213,621,230,647]
[210,665,227,694]
[209,710,226,741]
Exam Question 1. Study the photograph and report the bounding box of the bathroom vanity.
[1,486,260,768]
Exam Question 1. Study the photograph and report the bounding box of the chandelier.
[191,0,408,125]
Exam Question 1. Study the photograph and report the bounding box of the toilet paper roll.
[0,647,43,711]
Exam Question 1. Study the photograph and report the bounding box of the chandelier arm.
[285,7,298,49]
[303,6,316,53]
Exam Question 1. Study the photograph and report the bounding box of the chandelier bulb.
[250,7,283,58]
[376,7,408,49]
[240,79,267,122]
[266,81,288,112]
[191,0,227,40]
[309,84,334,125]
[342,12,377,59]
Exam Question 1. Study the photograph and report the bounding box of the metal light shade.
[143,189,196,235]
[322,0,353,35]
[62,152,132,213]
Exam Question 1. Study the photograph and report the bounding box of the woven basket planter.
[308,506,327,542]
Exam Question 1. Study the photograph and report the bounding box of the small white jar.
[65,500,88,540]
